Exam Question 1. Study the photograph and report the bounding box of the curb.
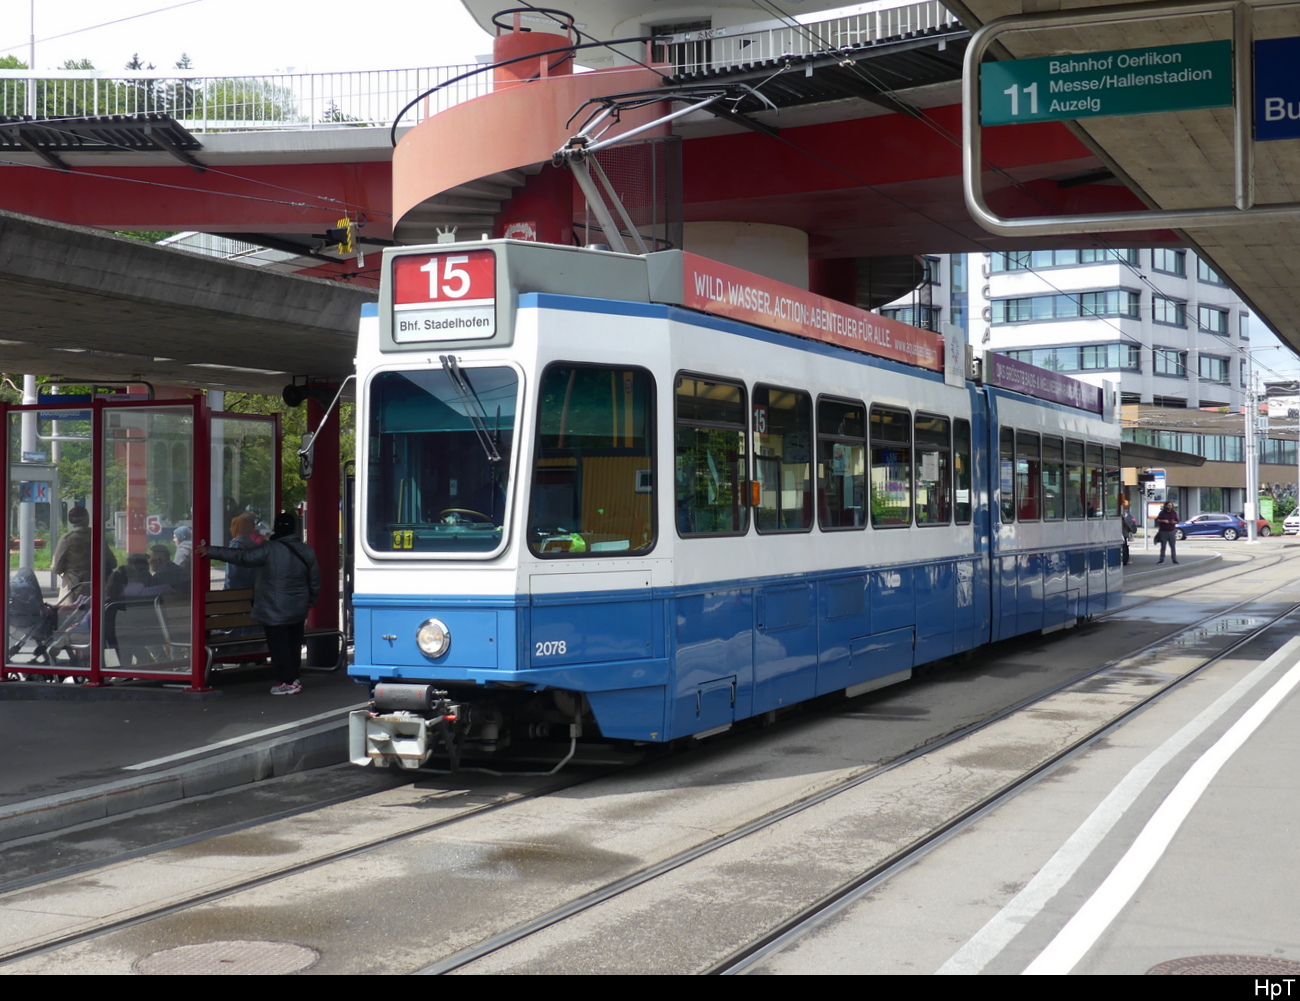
[0,717,350,844]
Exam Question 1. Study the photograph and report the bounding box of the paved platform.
[0,662,367,843]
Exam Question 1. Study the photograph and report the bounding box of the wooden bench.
[156,588,343,683]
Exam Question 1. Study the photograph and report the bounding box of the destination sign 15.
[392,249,497,342]
[980,40,1232,126]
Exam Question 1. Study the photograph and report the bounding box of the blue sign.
[19,482,51,504]
[1256,36,1300,141]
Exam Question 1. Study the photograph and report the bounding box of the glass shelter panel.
[6,405,97,671]
[101,407,194,673]
[211,415,277,574]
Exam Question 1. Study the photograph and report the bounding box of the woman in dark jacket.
[199,511,320,695]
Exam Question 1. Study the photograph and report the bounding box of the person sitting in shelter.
[148,545,188,593]
[108,553,171,601]
[105,554,170,666]
[51,505,116,599]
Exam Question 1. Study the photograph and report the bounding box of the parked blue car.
[1175,513,1248,540]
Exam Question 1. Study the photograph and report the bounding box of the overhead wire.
[0,0,209,60]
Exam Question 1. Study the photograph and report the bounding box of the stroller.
[6,568,58,669]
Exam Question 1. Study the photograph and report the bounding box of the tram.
[347,240,1121,769]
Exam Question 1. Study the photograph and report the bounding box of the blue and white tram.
[348,241,1121,768]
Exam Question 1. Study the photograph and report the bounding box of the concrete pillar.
[684,222,809,289]
[304,395,340,665]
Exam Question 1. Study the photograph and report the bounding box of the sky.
[0,0,495,74]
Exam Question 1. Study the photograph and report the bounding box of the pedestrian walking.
[1155,500,1180,564]
[199,511,319,695]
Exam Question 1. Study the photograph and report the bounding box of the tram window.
[870,406,911,527]
[1016,431,1041,521]
[954,418,972,524]
[1086,443,1105,517]
[999,427,1016,523]
[817,397,866,531]
[754,385,812,533]
[527,365,656,557]
[366,367,518,555]
[915,413,952,525]
[1105,447,1121,517]
[676,375,748,536]
[1066,439,1086,519]
[1042,436,1064,520]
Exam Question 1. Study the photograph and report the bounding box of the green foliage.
[203,77,302,124]
[320,100,365,126]
[113,231,175,243]
[218,392,355,509]
[0,51,299,124]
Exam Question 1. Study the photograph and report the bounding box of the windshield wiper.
[439,354,501,463]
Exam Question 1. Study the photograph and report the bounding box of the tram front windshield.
[366,367,517,554]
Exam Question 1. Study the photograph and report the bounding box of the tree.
[217,392,354,511]
[1,55,27,116]
[320,100,365,126]
[203,77,302,124]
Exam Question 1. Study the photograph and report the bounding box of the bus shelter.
[3,393,278,691]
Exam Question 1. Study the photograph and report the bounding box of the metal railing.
[0,1,962,133]
[0,65,490,132]
[655,0,961,75]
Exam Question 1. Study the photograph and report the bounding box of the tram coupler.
[349,684,467,770]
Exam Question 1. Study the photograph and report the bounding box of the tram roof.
[0,210,372,396]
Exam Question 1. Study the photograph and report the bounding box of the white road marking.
[938,635,1300,975]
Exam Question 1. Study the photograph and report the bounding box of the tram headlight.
[415,618,451,659]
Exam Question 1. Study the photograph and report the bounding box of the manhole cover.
[134,940,319,975]
[1148,955,1300,975]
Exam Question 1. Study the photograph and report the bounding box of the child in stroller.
[5,567,58,676]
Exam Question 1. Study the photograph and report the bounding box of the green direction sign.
[981,40,1232,125]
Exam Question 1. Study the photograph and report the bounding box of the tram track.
[2,549,1298,974]
[422,553,1300,975]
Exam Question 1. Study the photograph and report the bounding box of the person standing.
[1155,500,1180,565]
[223,512,263,591]
[199,511,319,695]
[51,505,117,598]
